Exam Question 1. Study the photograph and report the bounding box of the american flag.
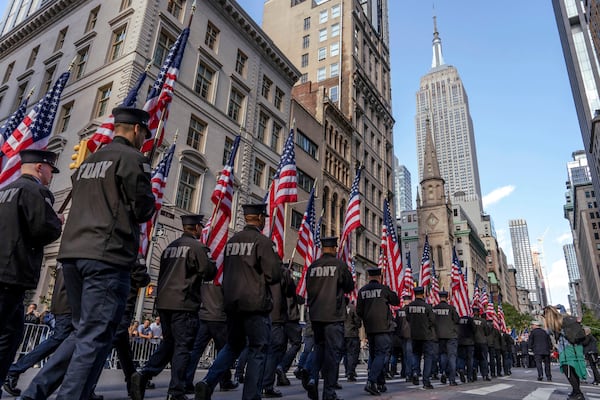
[314,215,323,260]
[400,252,415,306]
[480,285,489,310]
[381,199,402,295]
[203,135,241,285]
[296,188,316,298]
[472,280,481,315]
[486,296,500,330]
[497,298,508,333]
[428,261,440,306]
[87,69,148,153]
[264,128,297,258]
[420,234,432,288]
[348,255,357,303]
[142,27,190,153]
[0,96,30,151]
[0,71,70,188]
[338,165,362,262]
[450,246,471,317]
[139,143,176,257]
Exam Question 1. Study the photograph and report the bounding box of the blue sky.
[0,0,579,308]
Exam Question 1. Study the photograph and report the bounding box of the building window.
[175,167,199,210]
[257,111,269,143]
[194,62,214,100]
[297,169,315,192]
[317,67,326,81]
[300,73,308,83]
[318,47,326,61]
[167,0,185,21]
[95,84,112,118]
[55,27,68,52]
[331,4,340,18]
[274,87,284,110]
[27,46,39,69]
[253,158,265,186]
[86,6,100,32]
[330,62,339,77]
[319,28,327,42]
[319,9,328,24]
[14,82,28,111]
[331,23,340,37]
[187,116,206,151]
[302,35,310,49]
[235,49,247,76]
[268,167,277,188]
[120,0,132,10]
[74,46,89,79]
[109,26,127,61]
[303,17,311,30]
[205,21,220,50]
[3,61,14,84]
[297,130,318,159]
[330,42,339,57]
[261,75,272,99]
[291,209,303,230]
[227,88,244,122]
[270,121,281,151]
[57,102,74,133]
[154,31,176,67]
[301,53,309,68]
[222,136,234,165]
[329,85,339,102]
[43,65,56,93]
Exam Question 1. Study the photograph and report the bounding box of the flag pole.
[146,111,166,164]
[187,0,197,29]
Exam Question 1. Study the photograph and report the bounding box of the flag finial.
[27,87,35,99]
[145,61,153,72]
[173,128,179,142]
[68,56,77,71]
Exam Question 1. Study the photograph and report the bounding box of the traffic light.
[69,139,90,169]
[145,283,156,297]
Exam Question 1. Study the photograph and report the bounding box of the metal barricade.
[15,323,51,364]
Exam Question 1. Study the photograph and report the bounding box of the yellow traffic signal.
[69,139,90,169]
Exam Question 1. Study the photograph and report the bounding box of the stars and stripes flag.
[381,199,402,295]
[481,285,489,310]
[0,95,30,151]
[141,27,190,153]
[314,215,323,260]
[450,246,471,317]
[264,128,297,258]
[0,70,70,188]
[338,165,362,263]
[497,297,508,333]
[420,234,432,288]
[87,69,148,153]
[472,280,481,315]
[295,187,316,298]
[400,252,415,306]
[202,135,241,285]
[428,261,440,306]
[486,295,500,331]
[139,143,176,257]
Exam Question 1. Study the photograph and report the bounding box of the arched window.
[331,192,338,235]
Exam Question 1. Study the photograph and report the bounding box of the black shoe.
[459,370,466,383]
[130,372,147,400]
[547,377,552,382]
[306,379,318,400]
[276,367,291,386]
[301,370,310,391]
[333,382,342,389]
[412,375,419,385]
[537,376,543,381]
[262,388,283,398]
[3,374,21,397]
[449,381,458,386]
[219,380,239,391]
[194,381,212,400]
[484,376,492,382]
[364,381,380,396]
[166,395,188,400]
[377,383,387,393]
[431,374,439,380]
[498,373,503,377]
[568,393,585,400]
[90,392,104,400]
[293,368,303,380]
[146,380,155,389]
[235,375,244,384]
[440,374,447,384]
[324,394,344,400]
[185,385,195,395]
[347,373,357,382]
[423,383,434,389]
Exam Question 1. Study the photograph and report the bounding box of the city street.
[10,363,600,400]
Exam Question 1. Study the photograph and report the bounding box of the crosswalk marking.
[522,387,555,400]
[461,383,513,395]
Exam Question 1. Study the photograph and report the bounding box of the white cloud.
[482,185,516,208]
[555,232,572,245]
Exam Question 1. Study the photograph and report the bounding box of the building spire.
[431,15,445,69]
[421,118,443,184]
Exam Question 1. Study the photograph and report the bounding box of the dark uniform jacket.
[458,316,475,346]
[433,301,460,339]
[485,320,496,347]
[156,232,217,312]
[58,136,154,267]
[357,280,400,334]
[397,307,411,339]
[306,253,354,323]
[584,334,598,354]
[222,225,281,314]
[0,174,62,288]
[494,328,503,350]
[270,267,296,324]
[199,282,227,322]
[528,327,552,355]
[286,294,304,322]
[51,265,70,315]
[503,332,515,353]
[406,297,436,341]
[344,303,362,338]
[473,315,490,344]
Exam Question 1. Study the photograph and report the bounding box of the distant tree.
[581,304,600,351]
[502,303,532,333]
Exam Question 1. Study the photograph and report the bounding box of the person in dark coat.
[457,311,475,383]
[519,335,530,368]
[357,267,400,395]
[503,330,514,376]
[275,274,304,386]
[195,203,282,400]
[528,320,553,382]
[132,214,217,400]
[398,295,413,381]
[0,149,62,393]
[343,297,362,382]
[433,291,460,385]
[472,307,491,381]
[583,326,600,384]
[406,286,436,389]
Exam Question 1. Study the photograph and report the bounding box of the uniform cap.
[472,306,480,311]
[112,106,151,138]
[181,214,204,226]
[20,149,60,173]
[242,203,268,216]
[414,286,425,295]
[439,290,449,297]
[320,237,338,247]
[402,294,412,300]
[367,268,382,276]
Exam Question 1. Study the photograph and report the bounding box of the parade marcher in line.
[19,107,155,400]
[472,306,491,381]
[195,203,282,400]
[485,317,497,377]
[388,306,403,380]
[503,329,515,376]
[457,310,475,383]
[303,237,354,400]
[583,326,600,385]
[433,291,460,386]
[519,335,530,368]
[261,263,296,398]
[294,310,314,381]
[528,320,553,382]
[275,288,304,387]
[357,267,400,395]
[132,214,217,400]
[0,149,62,393]
[343,297,362,382]
[398,295,413,381]
[406,286,436,389]
[494,324,504,377]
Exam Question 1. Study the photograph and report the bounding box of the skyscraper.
[415,17,483,224]
[509,219,539,304]
[563,243,581,315]
[393,156,412,213]
[0,0,50,36]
